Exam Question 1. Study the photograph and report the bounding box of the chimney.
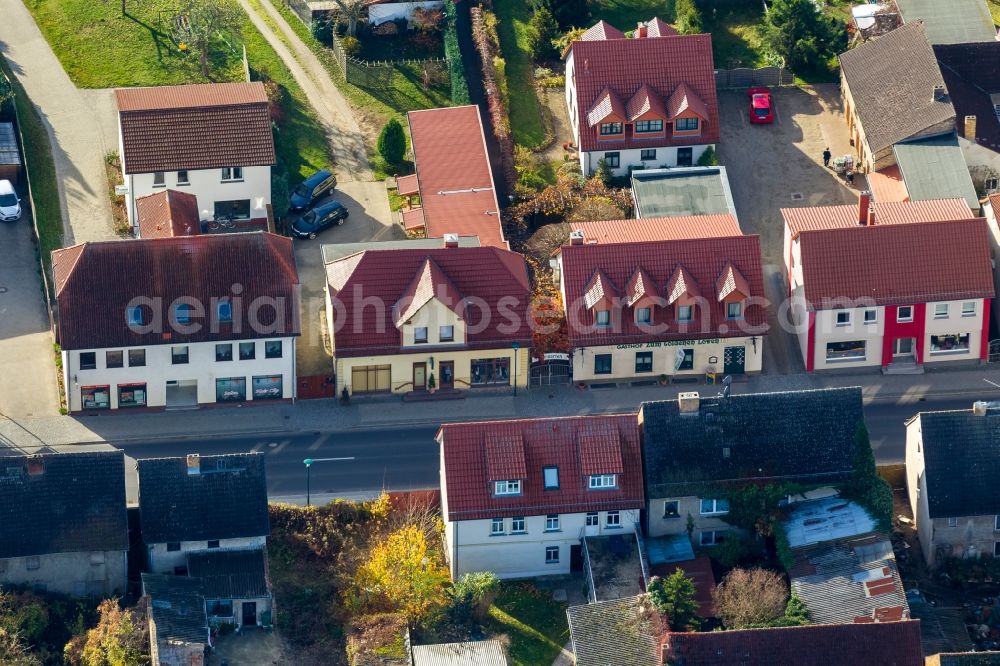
[974,401,989,416]
[186,454,201,475]
[636,21,647,38]
[569,230,585,245]
[858,191,872,225]
[443,233,459,248]
[965,115,977,140]
[867,201,876,226]
[932,84,946,101]
[678,391,700,414]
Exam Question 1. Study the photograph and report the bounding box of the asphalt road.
[112,394,978,501]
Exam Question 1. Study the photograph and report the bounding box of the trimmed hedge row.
[444,0,470,105]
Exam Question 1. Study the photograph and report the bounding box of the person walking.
[845,169,854,186]
[822,147,832,167]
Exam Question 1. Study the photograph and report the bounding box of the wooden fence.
[715,66,794,89]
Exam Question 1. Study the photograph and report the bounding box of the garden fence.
[715,66,794,89]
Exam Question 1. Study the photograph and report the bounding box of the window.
[727,302,742,320]
[25,556,39,571]
[586,512,599,527]
[174,303,192,325]
[930,333,970,354]
[214,199,251,220]
[995,542,1000,557]
[471,358,510,385]
[216,377,246,402]
[437,325,455,342]
[678,305,693,322]
[836,311,851,326]
[106,351,123,368]
[81,386,110,409]
[217,300,233,323]
[594,354,612,375]
[663,500,680,518]
[675,118,699,131]
[635,119,663,133]
[826,340,865,361]
[995,515,1000,531]
[177,170,189,185]
[934,304,949,319]
[545,514,560,531]
[79,352,96,370]
[595,310,611,327]
[606,510,621,527]
[864,309,877,324]
[963,301,977,317]
[221,166,244,181]
[491,518,504,535]
[700,530,727,546]
[215,343,233,362]
[511,517,526,533]
[603,152,620,168]
[700,498,730,515]
[167,543,181,552]
[636,307,652,324]
[152,171,165,187]
[543,466,560,489]
[90,552,105,565]
[128,349,146,367]
[640,148,657,161]
[239,342,256,360]
[207,600,232,617]
[635,351,653,373]
[414,327,429,344]
[676,348,694,371]
[172,346,189,364]
[494,479,522,496]
[589,474,617,489]
[545,546,560,564]
[948,517,958,528]
[897,306,913,322]
[265,340,283,358]
[251,375,283,400]
[118,383,146,408]
[599,122,623,135]
[676,147,693,166]
[207,540,220,549]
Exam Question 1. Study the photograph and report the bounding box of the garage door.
[351,365,391,393]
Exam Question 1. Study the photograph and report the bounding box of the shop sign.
[615,339,720,350]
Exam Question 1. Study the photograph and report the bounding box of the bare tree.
[329,0,367,37]
[712,568,788,629]
[173,0,242,78]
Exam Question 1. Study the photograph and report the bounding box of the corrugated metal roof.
[781,197,971,237]
[893,133,980,210]
[412,639,508,666]
[0,123,22,167]
[631,167,736,219]
[567,595,663,666]
[783,497,877,549]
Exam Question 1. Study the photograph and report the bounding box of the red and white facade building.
[783,195,993,372]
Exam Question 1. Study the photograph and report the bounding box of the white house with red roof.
[438,415,644,579]
[783,196,993,372]
[565,18,719,177]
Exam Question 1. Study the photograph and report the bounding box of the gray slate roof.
[640,388,864,498]
[0,451,128,558]
[187,548,270,600]
[411,640,509,666]
[915,408,1000,518]
[896,0,997,45]
[893,133,979,210]
[142,573,209,645]
[567,595,663,666]
[839,21,955,154]
[138,453,269,543]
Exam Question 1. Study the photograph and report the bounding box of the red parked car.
[748,87,774,124]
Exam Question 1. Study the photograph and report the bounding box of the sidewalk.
[4,365,1000,450]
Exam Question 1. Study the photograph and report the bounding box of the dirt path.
[241,0,372,182]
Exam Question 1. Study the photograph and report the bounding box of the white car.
[0,179,21,222]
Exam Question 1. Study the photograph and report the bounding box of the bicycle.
[208,215,237,231]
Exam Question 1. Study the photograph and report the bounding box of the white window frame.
[511,516,526,533]
[177,170,190,185]
[700,530,726,546]
[221,166,244,182]
[636,307,652,324]
[934,303,949,319]
[606,510,621,528]
[414,327,429,344]
[494,479,522,496]
[588,474,617,489]
[490,517,504,535]
[897,306,913,322]
[836,311,851,326]
[585,512,599,527]
[663,500,680,518]
[545,546,560,563]
[726,302,742,320]
[962,301,977,317]
[595,310,611,327]
[948,516,958,528]
[439,325,455,342]
[863,309,877,324]
[152,171,165,187]
[543,466,559,489]
[545,514,560,532]
[678,305,693,322]
[700,498,730,515]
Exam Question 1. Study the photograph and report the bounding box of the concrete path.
[0,2,118,244]
[240,0,372,182]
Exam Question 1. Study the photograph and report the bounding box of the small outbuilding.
[0,122,22,187]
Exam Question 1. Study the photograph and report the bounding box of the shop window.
[106,351,123,368]
[214,199,251,220]
[594,354,612,375]
[216,377,247,402]
[215,344,233,362]
[81,386,110,410]
[172,346,189,364]
[265,340,283,358]
[675,348,694,371]
[80,352,97,370]
[239,342,256,360]
[471,358,510,385]
[129,349,146,367]
[929,333,970,354]
[826,340,865,362]
[252,375,283,400]
[118,384,147,408]
[635,352,653,373]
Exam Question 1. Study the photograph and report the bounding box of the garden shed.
[0,122,21,187]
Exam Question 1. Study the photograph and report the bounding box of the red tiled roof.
[666,265,701,303]
[53,233,299,350]
[396,174,419,197]
[666,81,710,121]
[663,620,924,666]
[584,269,618,308]
[560,236,765,347]
[798,219,995,307]
[626,84,667,122]
[406,106,506,248]
[325,246,531,357]
[781,198,972,237]
[485,432,528,481]
[716,263,750,301]
[135,190,200,238]
[579,419,625,475]
[569,27,718,153]
[645,17,678,38]
[867,166,909,203]
[581,20,625,41]
[569,215,741,244]
[625,267,659,306]
[438,414,644,521]
[587,87,627,127]
[402,207,426,230]
[391,257,463,327]
[116,82,275,174]
[990,193,1000,217]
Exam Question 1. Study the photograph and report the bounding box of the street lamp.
[512,342,520,397]
[303,456,355,507]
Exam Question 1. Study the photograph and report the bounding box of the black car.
[290,169,337,211]
[290,201,349,239]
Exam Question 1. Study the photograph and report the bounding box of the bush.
[543,0,590,30]
[594,158,612,186]
[528,6,560,61]
[697,145,719,166]
[675,0,703,35]
[712,535,752,568]
[450,572,500,623]
[444,0,470,104]
[841,423,893,531]
[311,18,333,45]
[377,118,407,167]
[553,26,586,58]
[271,166,290,223]
[648,570,700,631]
[764,0,845,72]
[713,568,788,630]
[340,35,361,58]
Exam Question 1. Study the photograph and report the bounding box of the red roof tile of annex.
[798,219,995,307]
[407,106,507,248]
[438,414,644,522]
[135,190,200,239]
[663,620,923,666]
[559,235,766,348]
[781,197,971,237]
[570,214,741,245]
[568,27,719,153]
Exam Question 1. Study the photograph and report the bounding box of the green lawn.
[485,583,569,666]
[494,0,546,149]
[590,0,674,28]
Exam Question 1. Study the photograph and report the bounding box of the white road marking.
[308,433,331,451]
[270,439,291,455]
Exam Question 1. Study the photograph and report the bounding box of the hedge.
[444,0,470,104]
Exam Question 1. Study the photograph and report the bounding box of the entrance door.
[241,601,257,626]
[412,363,427,391]
[570,545,584,573]
[894,338,915,358]
[439,361,455,389]
[165,380,198,408]
[723,346,746,375]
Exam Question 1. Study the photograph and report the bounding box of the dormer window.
[635,119,663,133]
[636,307,651,325]
[678,305,693,322]
[675,118,699,131]
[588,474,617,489]
[544,466,559,489]
[596,310,611,327]
[494,479,522,496]
[599,122,623,135]
[727,302,743,320]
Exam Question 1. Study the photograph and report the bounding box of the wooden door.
[439,361,454,389]
[412,363,426,391]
